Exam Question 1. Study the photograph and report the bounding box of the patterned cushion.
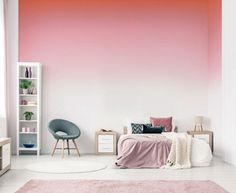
[131,123,152,134]
[150,117,172,132]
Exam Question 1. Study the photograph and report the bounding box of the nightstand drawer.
[194,134,210,144]
[98,143,113,153]
[98,135,113,144]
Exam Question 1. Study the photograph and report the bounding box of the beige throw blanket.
[162,132,192,169]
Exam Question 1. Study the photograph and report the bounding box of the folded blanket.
[162,132,192,169]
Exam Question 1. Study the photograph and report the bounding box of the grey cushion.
[143,125,164,134]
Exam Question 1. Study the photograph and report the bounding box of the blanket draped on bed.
[115,133,192,169]
[115,134,172,168]
[162,132,192,169]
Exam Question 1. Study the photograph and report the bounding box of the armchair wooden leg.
[62,139,65,158]
[72,139,80,157]
[67,139,70,155]
[51,139,59,156]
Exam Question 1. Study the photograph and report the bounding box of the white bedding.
[191,137,213,167]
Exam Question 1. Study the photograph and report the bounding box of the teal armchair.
[48,119,81,158]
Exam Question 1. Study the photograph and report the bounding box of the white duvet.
[191,137,213,167]
[162,132,213,167]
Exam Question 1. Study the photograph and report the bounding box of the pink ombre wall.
[207,0,222,156]
[18,0,212,153]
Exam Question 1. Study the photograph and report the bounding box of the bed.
[115,133,213,169]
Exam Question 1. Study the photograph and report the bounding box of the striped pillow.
[131,123,152,134]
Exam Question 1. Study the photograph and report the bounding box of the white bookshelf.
[17,62,42,156]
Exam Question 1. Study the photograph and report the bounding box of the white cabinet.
[2,143,10,169]
[0,138,11,176]
[17,62,42,156]
[96,132,117,155]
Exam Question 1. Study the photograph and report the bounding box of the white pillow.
[191,138,213,167]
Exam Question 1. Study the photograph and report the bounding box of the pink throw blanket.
[115,134,172,168]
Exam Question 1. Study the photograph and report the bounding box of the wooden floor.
[0,154,235,193]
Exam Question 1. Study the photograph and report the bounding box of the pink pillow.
[150,117,172,132]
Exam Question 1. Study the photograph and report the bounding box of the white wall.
[222,0,236,165]
[6,0,18,146]
[0,0,7,138]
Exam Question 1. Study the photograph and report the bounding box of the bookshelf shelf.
[19,77,38,80]
[19,132,38,135]
[20,105,37,107]
[19,94,37,97]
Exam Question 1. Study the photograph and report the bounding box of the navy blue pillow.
[143,124,164,134]
[131,123,152,134]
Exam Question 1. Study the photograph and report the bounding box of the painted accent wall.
[14,0,214,154]
[207,0,222,156]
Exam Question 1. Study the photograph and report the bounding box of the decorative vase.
[32,87,37,95]
[22,89,28,94]
[29,67,32,78]
[25,67,29,78]
[25,115,32,120]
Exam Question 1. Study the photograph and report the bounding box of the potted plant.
[24,111,34,120]
[20,80,32,94]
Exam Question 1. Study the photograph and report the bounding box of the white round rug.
[25,160,107,174]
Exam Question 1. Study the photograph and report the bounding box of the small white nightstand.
[187,130,213,152]
[95,131,117,155]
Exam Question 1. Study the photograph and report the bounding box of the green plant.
[24,111,34,120]
[20,80,32,89]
